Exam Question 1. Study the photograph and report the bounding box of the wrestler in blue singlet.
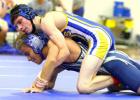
[103,50,140,92]
[18,33,140,93]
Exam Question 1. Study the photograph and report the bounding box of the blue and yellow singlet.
[61,12,116,59]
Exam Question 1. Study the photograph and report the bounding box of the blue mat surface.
[0,55,140,100]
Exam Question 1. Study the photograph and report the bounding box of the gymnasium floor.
[0,55,140,100]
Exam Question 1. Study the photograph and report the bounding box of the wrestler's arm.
[39,40,60,82]
[23,41,61,93]
[40,12,70,67]
[45,66,64,89]
[23,66,64,93]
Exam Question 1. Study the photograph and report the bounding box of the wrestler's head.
[10,4,37,33]
[15,33,48,64]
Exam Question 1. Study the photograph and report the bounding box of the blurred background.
[0,0,140,59]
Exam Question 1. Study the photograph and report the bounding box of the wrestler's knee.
[76,82,96,94]
[77,83,90,94]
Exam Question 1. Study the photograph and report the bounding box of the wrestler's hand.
[22,77,48,93]
[22,87,43,93]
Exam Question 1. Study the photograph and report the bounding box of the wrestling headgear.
[16,33,48,59]
[10,4,37,24]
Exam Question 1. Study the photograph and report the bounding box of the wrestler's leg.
[104,60,140,94]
